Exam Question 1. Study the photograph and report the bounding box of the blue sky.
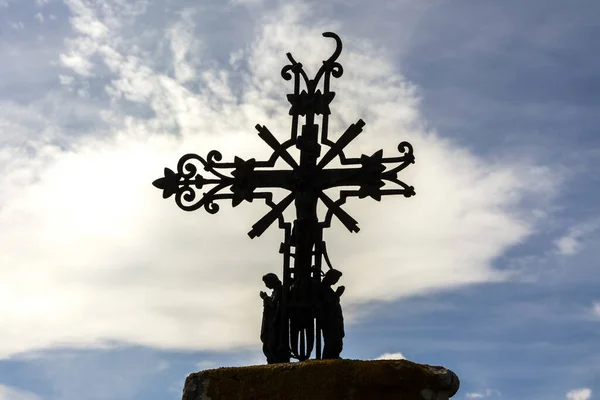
[0,0,599,399]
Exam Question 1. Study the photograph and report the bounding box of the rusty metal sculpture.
[153,32,416,362]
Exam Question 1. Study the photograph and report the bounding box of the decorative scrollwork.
[153,152,236,213]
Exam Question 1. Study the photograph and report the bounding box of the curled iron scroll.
[280,32,344,89]
[382,142,416,176]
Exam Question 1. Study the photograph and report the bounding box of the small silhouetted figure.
[260,273,289,363]
[319,269,345,359]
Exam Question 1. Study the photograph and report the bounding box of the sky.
[0,0,599,399]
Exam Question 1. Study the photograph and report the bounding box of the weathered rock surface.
[182,359,460,400]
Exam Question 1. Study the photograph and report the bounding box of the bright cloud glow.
[566,388,592,400]
[0,0,559,360]
[375,352,406,360]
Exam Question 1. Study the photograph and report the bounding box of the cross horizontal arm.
[244,170,296,190]
[315,167,365,189]
[316,163,415,201]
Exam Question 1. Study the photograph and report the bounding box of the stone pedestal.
[182,359,460,400]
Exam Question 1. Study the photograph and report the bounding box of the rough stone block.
[182,359,460,400]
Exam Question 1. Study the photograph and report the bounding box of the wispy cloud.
[0,384,41,400]
[167,8,200,83]
[195,360,218,370]
[555,219,600,255]
[466,389,501,398]
[21,348,173,400]
[8,21,25,30]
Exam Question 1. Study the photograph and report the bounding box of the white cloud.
[465,389,501,398]
[59,75,74,86]
[555,235,579,255]
[8,21,24,30]
[0,0,559,359]
[0,385,41,400]
[195,360,218,370]
[156,360,170,371]
[60,51,94,76]
[71,15,108,39]
[34,13,44,23]
[375,352,406,360]
[555,219,600,255]
[592,302,600,318]
[167,9,201,83]
[229,0,264,5]
[566,388,592,400]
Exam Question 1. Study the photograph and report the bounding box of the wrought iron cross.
[153,32,416,362]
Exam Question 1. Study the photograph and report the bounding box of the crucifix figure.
[153,32,416,363]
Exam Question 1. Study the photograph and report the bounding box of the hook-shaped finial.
[322,32,342,64]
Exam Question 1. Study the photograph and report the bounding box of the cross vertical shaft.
[290,113,322,360]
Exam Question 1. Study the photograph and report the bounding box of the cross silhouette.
[153,32,416,362]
